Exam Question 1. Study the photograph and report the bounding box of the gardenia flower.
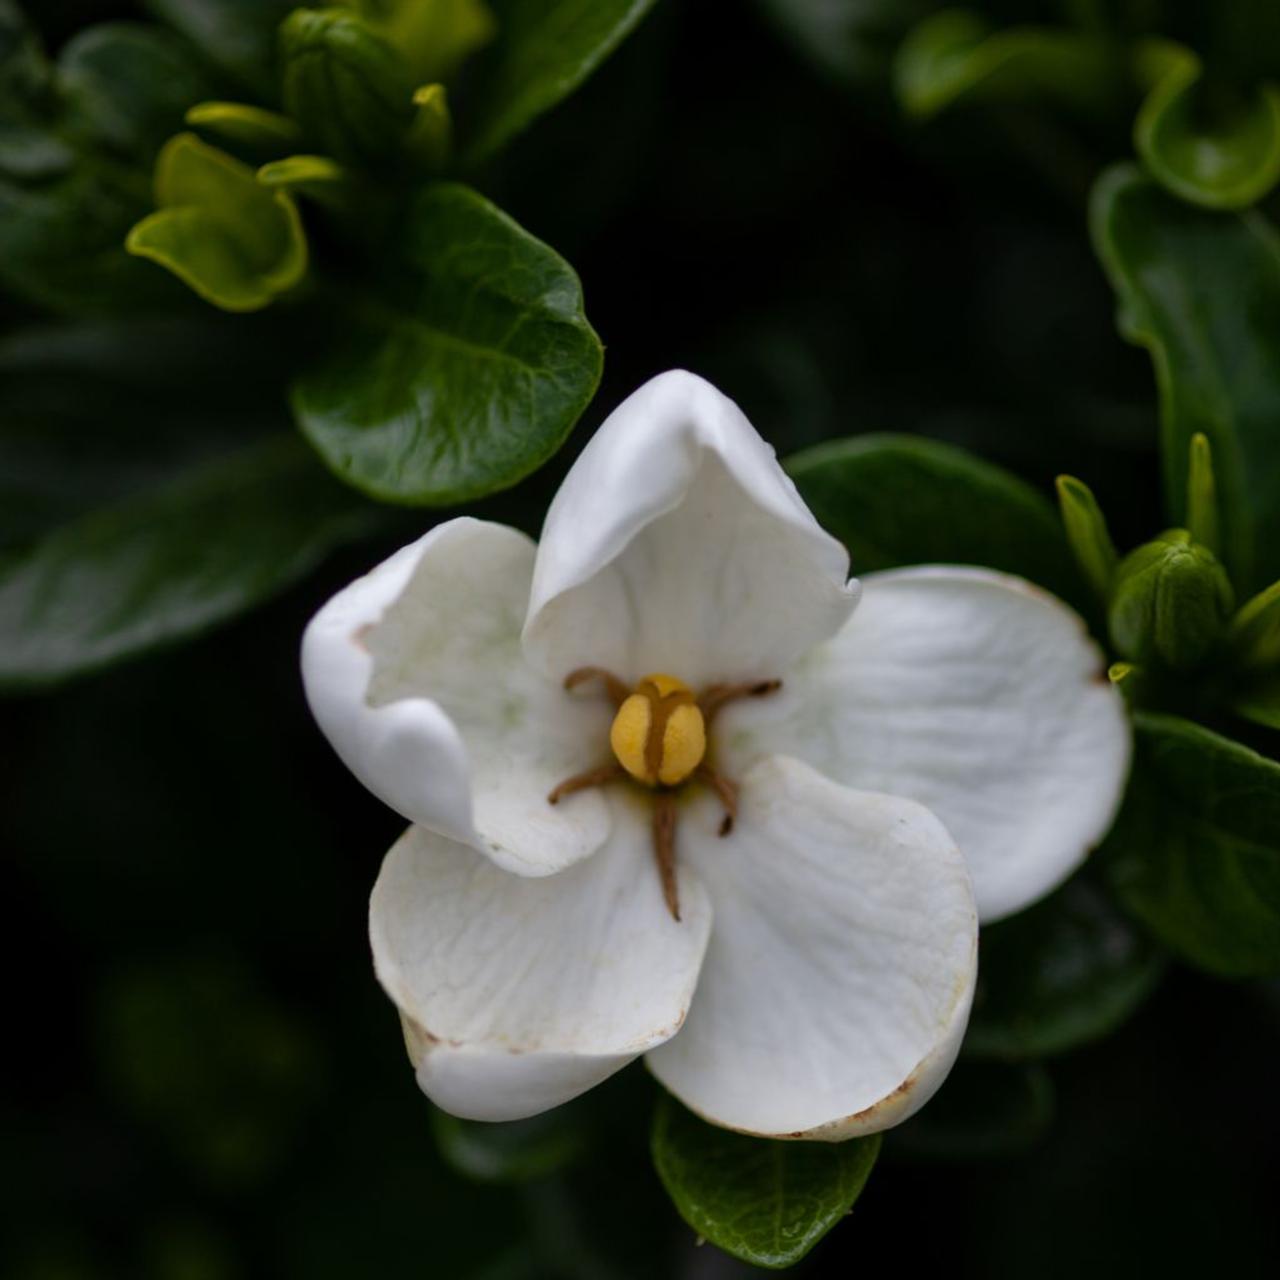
[302,371,1129,1139]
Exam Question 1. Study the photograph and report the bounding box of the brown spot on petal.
[353,623,375,652]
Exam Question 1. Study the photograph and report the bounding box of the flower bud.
[1108,529,1234,670]
[279,8,416,166]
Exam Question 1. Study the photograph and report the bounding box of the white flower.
[302,371,1129,1140]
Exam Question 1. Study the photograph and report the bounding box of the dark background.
[4,1,1279,1276]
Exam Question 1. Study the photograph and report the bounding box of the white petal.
[719,567,1131,922]
[646,756,976,1140]
[523,370,857,685]
[302,518,614,876]
[370,805,712,1121]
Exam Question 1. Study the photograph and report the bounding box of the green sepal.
[1186,431,1220,556]
[339,0,495,84]
[279,7,416,168]
[185,101,303,156]
[1108,529,1234,671]
[1135,47,1280,211]
[126,132,307,313]
[650,1094,880,1270]
[1230,577,1280,670]
[406,83,452,170]
[1055,474,1117,601]
[894,8,1114,121]
[1104,713,1280,977]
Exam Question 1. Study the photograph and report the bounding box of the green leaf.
[431,1108,589,1184]
[787,433,1086,605]
[292,181,602,505]
[1108,529,1234,671]
[650,1095,880,1270]
[462,0,658,163]
[0,0,49,117]
[126,132,307,312]
[57,22,217,162]
[341,0,496,83]
[965,879,1166,1061]
[756,0,935,88]
[1056,474,1118,601]
[894,8,1113,120]
[1091,164,1280,596]
[0,436,377,689]
[890,1062,1054,1162]
[1104,713,1280,977]
[279,8,417,167]
[142,0,296,96]
[1135,50,1280,211]
[0,153,179,315]
[1234,673,1280,729]
[256,154,351,210]
[185,101,303,156]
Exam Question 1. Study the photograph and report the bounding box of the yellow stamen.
[609,673,707,787]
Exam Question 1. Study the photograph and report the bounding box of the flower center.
[609,674,707,787]
[547,667,782,921]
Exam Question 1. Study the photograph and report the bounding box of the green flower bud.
[279,8,416,167]
[1108,529,1235,671]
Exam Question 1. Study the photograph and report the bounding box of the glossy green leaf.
[1056,474,1118,601]
[890,1062,1054,1162]
[1135,50,1280,211]
[651,1095,880,1270]
[788,433,1085,605]
[127,133,307,312]
[186,101,303,155]
[292,181,602,505]
[280,8,417,167]
[463,0,658,163]
[57,22,216,161]
[431,1109,589,1184]
[965,879,1166,1061]
[342,0,496,83]
[142,0,296,96]
[1104,713,1280,977]
[1091,164,1280,596]
[1108,529,1234,671]
[0,436,377,688]
[894,8,1112,120]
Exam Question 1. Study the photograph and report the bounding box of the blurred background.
[4,1,1280,1275]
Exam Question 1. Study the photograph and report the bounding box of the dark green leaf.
[966,879,1166,1061]
[126,132,308,312]
[462,0,658,163]
[787,433,1086,605]
[1233,672,1280,729]
[650,1094,880,1270]
[279,8,417,167]
[0,436,377,689]
[292,181,602,505]
[1229,578,1280,670]
[1,0,51,116]
[1135,51,1280,211]
[0,152,179,315]
[1104,713,1280,977]
[57,22,217,161]
[756,0,934,88]
[431,1108,589,1184]
[894,9,1114,120]
[143,0,296,96]
[1091,164,1280,596]
[890,1062,1054,1162]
